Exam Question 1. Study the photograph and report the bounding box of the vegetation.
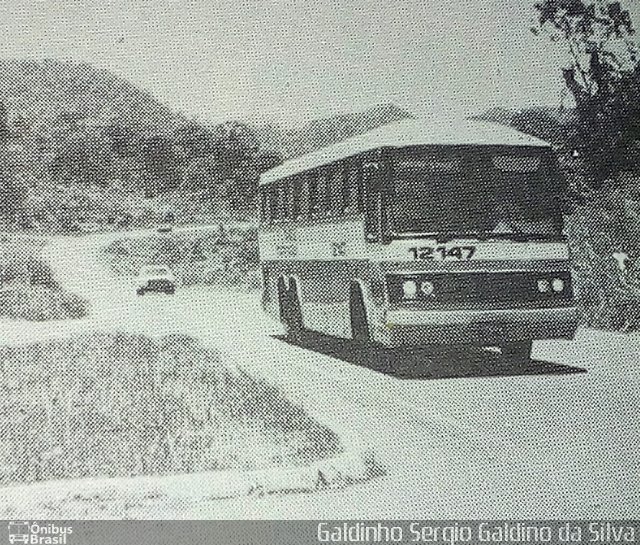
[0,237,88,321]
[566,190,640,330]
[0,58,412,231]
[0,333,341,485]
[533,0,640,187]
[0,102,27,222]
[1,40,639,330]
[103,228,260,291]
[0,59,279,224]
[17,184,253,234]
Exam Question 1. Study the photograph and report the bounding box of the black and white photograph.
[0,0,639,537]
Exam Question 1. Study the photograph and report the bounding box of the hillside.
[0,59,186,137]
[471,105,578,146]
[0,58,192,201]
[0,65,416,231]
[1,60,411,190]
[254,103,413,159]
[0,60,268,228]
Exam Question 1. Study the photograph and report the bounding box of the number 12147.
[409,246,476,260]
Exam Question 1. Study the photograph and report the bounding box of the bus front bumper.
[382,306,579,346]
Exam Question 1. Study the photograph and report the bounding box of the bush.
[0,285,89,321]
[566,190,640,331]
[0,333,341,485]
[60,291,90,319]
[103,228,260,290]
[0,238,88,321]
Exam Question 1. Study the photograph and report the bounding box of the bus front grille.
[386,270,574,309]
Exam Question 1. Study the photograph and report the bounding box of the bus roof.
[260,117,551,185]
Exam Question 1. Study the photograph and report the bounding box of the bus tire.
[350,283,370,343]
[501,340,532,367]
[286,280,304,338]
[278,277,303,338]
[277,277,288,322]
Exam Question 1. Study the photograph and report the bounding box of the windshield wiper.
[485,219,563,242]
[482,232,563,242]
[433,231,488,243]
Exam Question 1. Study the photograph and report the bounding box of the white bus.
[258,118,578,362]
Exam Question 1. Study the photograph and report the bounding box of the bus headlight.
[402,280,417,299]
[537,279,550,293]
[421,280,435,296]
[552,278,565,292]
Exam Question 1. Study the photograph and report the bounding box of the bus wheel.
[277,277,288,320]
[501,341,532,368]
[279,279,303,338]
[350,284,370,343]
[286,281,304,338]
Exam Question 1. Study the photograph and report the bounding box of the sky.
[0,0,638,126]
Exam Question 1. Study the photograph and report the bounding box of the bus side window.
[259,189,267,222]
[300,174,311,218]
[324,168,333,214]
[265,189,273,223]
[272,183,279,222]
[266,186,275,223]
[317,169,330,216]
[283,180,293,221]
[290,178,300,220]
[276,182,286,222]
[351,161,364,212]
[344,162,361,213]
[295,173,309,219]
[330,165,344,215]
[309,171,319,217]
[311,169,328,217]
[279,180,287,221]
[341,162,350,212]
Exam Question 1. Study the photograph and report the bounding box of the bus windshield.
[387,147,564,240]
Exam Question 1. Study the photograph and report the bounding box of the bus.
[257,118,578,362]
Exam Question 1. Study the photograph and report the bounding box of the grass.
[0,236,88,321]
[103,227,260,291]
[0,333,341,485]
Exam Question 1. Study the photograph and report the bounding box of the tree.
[173,123,217,159]
[181,155,225,190]
[105,123,141,158]
[140,135,180,197]
[534,0,640,186]
[0,102,27,219]
[0,174,27,218]
[209,121,261,208]
[510,107,566,144]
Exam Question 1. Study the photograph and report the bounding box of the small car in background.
[136,265,176,296]
[158,211,175,233]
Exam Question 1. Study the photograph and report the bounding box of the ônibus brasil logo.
[8,522,72,545]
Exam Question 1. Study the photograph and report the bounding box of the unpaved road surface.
[2,231,638,519]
